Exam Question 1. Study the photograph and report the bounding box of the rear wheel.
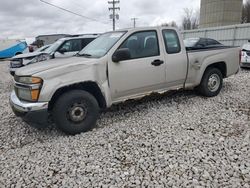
[52,90,100,135]
[197,68,223,97]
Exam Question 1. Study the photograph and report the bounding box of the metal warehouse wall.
[200,0,242,28]
[181,23,250,47]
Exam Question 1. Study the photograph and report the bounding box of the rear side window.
[70,39,82,51]
[162,30,181,54]
[59,39,82,52]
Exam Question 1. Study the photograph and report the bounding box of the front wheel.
[52,90,100,135]
[197,68,223,97]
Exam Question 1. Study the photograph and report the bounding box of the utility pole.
[131,18,138,28]
[108,0,120,31]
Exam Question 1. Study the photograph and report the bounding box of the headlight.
[14,76,43,102]
[18,76,42,84]
[10,59,23,68]
[30,54,50,64]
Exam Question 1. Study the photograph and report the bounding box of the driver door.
[108,30,166,101]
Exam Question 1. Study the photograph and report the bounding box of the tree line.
[242,0,250,24]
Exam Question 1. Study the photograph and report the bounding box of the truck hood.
[15,56,97,76]
[12,51,46,59]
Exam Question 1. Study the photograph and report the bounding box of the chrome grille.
[10,59,23,68]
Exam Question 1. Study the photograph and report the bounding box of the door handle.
[151,60,164,66]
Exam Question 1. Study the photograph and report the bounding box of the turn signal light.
[32,77,42,84]
[31,89,40,101]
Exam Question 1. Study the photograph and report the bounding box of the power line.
[108,0,120,31]
[131,18,138,28]
[40,0,109,25]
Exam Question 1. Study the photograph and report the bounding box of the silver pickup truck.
[10,27,240,135]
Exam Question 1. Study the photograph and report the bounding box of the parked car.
[10,27,240,135]
[184,38,223,50]
[9,35,98,75]
[240,40,250,68]
[0,39,27,59]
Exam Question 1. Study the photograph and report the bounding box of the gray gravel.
[0,61,249,187]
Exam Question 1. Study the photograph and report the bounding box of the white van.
[9,35,98,75]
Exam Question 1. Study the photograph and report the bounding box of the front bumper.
[240,62,250,68]
[9,67,17,76]
[10,91,50,128]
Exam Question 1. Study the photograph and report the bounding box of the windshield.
[78,31,126,58]
[184,38,199,47]
[45,40,63,53]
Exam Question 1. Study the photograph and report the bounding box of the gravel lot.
[0,61,249,187]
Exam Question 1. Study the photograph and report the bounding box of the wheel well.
[15,52,22,56]
[206,62,227,78]
[48,82,107,110]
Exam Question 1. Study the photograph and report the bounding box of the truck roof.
[115,26,178,33]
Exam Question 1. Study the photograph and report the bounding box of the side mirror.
[112,48,131,63]
[58,48,67,54]
[50,53,55,59]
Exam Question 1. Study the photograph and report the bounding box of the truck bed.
[186,45,237,52]
[184,46,240,88]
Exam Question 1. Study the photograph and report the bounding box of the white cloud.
[0,0,200,39]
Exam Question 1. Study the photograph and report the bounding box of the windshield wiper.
[77,53,92,57]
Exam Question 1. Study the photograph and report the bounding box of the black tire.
[52,90,100,135]
[197,68,223,97]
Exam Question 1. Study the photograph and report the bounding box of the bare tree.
[242,0,250,23]
[169,21,178,28]
[161,21,178,28]
[182,8,199,30]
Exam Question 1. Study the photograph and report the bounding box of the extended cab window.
[162,30,181,54]
[119,31,159,59]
